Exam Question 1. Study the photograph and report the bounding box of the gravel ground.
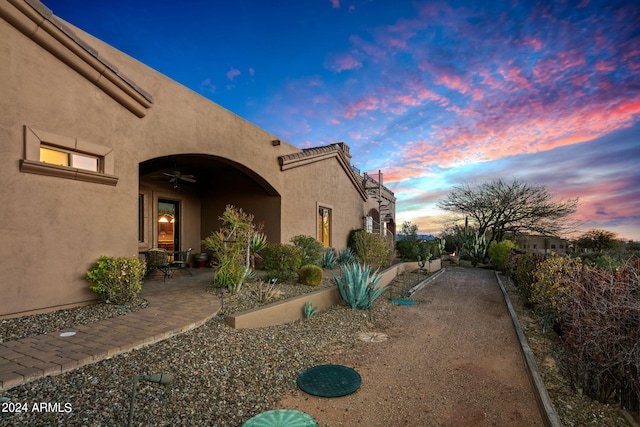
[0,274,403,427]
[0,266,635,426]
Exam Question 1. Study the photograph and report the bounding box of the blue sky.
[43,0,640,241]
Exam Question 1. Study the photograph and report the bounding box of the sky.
[43,0,640,241]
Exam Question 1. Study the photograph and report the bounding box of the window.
[40,145,99,172]
[20,126,117,185]
[318,206,331,247]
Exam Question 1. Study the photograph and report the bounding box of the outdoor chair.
[144,248,172,281]
[170,247,193,276]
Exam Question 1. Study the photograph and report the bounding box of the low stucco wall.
[226,260,443,329]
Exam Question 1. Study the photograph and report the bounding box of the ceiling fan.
[157,170,197,188]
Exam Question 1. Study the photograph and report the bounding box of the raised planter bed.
[225,260,442,329]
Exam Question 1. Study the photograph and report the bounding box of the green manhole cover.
[242,409,317,427]
[297,364,361,397]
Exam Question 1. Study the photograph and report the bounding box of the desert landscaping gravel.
[0,265,634,426]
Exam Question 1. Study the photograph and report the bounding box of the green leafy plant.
[322,248,337,269]
[291,235,324,266]
[303,301,318,319]
[298,264,323,286]
[352,231,393,271]
[488,239,518,272]
[261,243,303,282]
[202,205,261,293]
[332,263,387,310]
[86,256,145,305]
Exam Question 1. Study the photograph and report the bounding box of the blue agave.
[332,262,387,310]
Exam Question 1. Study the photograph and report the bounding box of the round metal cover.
[297,364,361,397]
[242,409,317,427]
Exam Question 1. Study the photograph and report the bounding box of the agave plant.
[322,248,337,269]
[303,301,318,319]
[332,262,387,310]
[338,247,356,265]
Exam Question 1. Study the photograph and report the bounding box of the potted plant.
[193,252,208,268]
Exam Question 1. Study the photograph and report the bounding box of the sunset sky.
[44,0,640,241]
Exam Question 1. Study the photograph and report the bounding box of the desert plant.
[322,248,337,269]
[488,239,518,272]
[249,278,283,304]
[460,225,488,267]
[261,243,303,282]
[559,257,640,409]
[436,238,446,258]
[249,232,268,269]
[510,251,541,304]
[298,264,323,286]
[291,235,324,266]
[352,231,393,271]
[86,255,146,305]
[303,301,318,319]
[338,247,356,265]
[531,255,587,330]
[332,262,387,310]
[202,205,261,293]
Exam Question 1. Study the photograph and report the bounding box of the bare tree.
[438,179,578,242]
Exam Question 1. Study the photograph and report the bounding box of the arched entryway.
[138,154,281,254]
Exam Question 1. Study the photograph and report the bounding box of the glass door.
[158,199,180,253]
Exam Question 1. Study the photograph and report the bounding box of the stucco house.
[0,0,395,318]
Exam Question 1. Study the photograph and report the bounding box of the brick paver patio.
[0,269,220,391]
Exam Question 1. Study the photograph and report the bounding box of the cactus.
[458,218,488,267]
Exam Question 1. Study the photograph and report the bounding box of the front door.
[158,199,180,252]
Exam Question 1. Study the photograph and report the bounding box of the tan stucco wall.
[0,2,392,317]
[280,158,366,248]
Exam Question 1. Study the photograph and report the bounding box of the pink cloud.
[226,68,241,80]
[326,53,362,72]
[595,61,616,72]
[343,96,380,119]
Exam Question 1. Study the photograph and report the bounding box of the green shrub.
[86,255,145,305]
[532,255,586,328]
[202,205,261,293]
[511,252,537,304]
[261,243,303,282]
[291,235,324,266]
[298,264,323,286]
[352,231,393,270]
[332,263,387,310]
[347,228,366,251]
[488,239,518,272]
[396,239,419,261]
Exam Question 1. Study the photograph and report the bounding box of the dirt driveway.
[279,266,545,426]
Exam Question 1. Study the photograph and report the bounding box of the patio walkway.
[0,269,220,391]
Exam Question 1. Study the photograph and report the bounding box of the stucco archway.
[139,154,281,254]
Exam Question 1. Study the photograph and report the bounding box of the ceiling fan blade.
[180,176,197,183]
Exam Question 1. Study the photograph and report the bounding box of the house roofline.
[279,143,367,200]
[0,0,153,117]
